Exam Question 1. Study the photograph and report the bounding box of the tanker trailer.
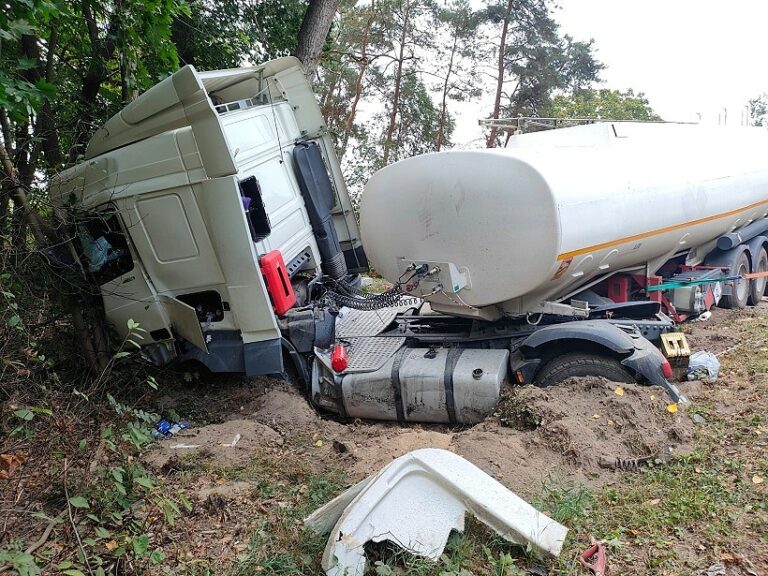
[361,121,768,321]
[309,122,768,423]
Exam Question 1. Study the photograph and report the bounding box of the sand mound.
[239,378,694,493]
[143,376,695,498]
[144,419,283,470]
[250,388,321,432]
[452,377,693,496]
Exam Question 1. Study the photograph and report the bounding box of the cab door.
[76,208,207,351]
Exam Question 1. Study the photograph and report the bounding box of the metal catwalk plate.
[345,336,405,373]
[336,299,419,338]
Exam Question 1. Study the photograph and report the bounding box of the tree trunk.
[486,0,514,148]
[320,68,343,124]
[70,2,119,162]
[340,0,375,159]
[383,0,411,165]
[295,0,340,80]
[0,183,10,241]
[121,58,139,104]
[70,61,108,162]
[436,32,458,152]
[0,145,48,246]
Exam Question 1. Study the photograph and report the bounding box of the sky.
[454,0,768,145]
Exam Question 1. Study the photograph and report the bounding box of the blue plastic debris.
[152,418,190,439]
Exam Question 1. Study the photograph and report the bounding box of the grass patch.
[221,453,348,575]
[547,449,747,573]
[363,518,532,576]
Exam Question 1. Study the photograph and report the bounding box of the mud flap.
[621,335,688,404]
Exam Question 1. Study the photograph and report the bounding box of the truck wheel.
[748,247,767,305]
[720,251,751,309]
[534,352,634,388]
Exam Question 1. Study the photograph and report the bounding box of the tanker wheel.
[749,247,768,305]
[534,352,634,388]
[720,251,751,309]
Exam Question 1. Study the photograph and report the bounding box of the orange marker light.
[661,358,674,379]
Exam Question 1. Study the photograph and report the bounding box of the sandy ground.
[144,376,696,501]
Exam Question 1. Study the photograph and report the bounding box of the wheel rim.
[736,262,750,301]
[757,255,768,295]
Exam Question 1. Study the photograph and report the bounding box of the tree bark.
[486,0,514,148]
[382,0,411,165]
[436,32,458,151]
[0,183,10,238]
[295,0,340,80]
[320,68,343,124]
[339,0,375,159]
[121,52,139,104]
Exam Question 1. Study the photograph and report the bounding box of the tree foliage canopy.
[549,88,663,121]
[749,93,768,127]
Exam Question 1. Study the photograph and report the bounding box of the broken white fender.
[304,448,568,576]
[304,475,375,535]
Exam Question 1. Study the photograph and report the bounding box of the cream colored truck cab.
[50,57,366,375]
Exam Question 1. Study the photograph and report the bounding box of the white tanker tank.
[360,122,768,320]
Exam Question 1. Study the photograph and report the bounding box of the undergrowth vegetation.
[1,255,190,575]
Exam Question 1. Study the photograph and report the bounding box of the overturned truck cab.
[51,58,367,377]
[51,58,700,425]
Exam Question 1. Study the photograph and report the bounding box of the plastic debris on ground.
[579,540,607,576]
[304,448,568,576]
[691,311,712,322]
[151,418,190,439]
[686,350,720,381]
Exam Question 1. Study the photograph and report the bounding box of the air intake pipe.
[292,142,348,279]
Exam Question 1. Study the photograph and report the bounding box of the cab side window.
[77,213,134,284]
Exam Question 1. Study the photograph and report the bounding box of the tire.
[534,352,635,388]
[749,247,767,306]
[720,251,751,309]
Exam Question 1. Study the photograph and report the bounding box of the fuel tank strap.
[333,374,348,419]
[390,346,409,424]
[444,348,464,426]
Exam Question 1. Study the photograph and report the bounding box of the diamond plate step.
[345,336,406,372]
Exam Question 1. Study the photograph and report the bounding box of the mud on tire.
[534,352,634,388]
